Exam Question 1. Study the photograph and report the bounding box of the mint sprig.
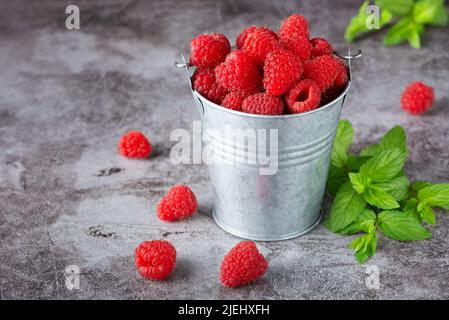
[346,0,449,49]
[326,120,449,263]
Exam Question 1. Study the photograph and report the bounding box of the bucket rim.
[193,79,351,119]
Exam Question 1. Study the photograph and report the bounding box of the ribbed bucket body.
[191,83,349,241]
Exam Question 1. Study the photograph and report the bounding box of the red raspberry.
[190,33,231,68]
[401,81,434,115]
[157,185,198,222]
[236,25,258,49]
[215,50,262,95]
[280,34,311,61]
[334,59,348,89]
[220,241,268,287]
[193,68,228,104]
[310,37,333,58]
[321,87,342,105]
[279,14,309,41]
[221,91,246,111]
[135,240,176,280]
[242,27,281,66]
[285,79,321,113]
[118,131,152,159]
[263,48,303,96]
[242,93,284,115]
[303,55,340,92]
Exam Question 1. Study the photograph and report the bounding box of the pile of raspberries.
[190,14,349,115]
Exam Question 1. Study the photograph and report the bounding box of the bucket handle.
[174,55,205,116]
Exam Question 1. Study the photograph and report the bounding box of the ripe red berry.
[310,37,333,58]
[215,50,262,95]
[401,81,434,115]
[236,25,258,49]
[193,68,228,104]
[334,59,349,89]
[118,131,152,159]
[157,185,198,222]
[221,91,246,111]
[220,241,268,287]
[280,34,311,61]
[190,33,231,68]
[242,27,281,66]
[303,55,340,92]
[242,93,284,115]
[279,14,309,41]
[135,240,176,280]
[263,48,303,96]
[285,79,321,113]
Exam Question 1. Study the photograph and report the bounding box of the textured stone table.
[1,0,448,299]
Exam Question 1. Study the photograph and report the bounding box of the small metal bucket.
[176,50,360,241]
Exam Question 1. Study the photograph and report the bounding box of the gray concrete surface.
[1,0,449,300]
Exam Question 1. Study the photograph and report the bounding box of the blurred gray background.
[0,0,448,299]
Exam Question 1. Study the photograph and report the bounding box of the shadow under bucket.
[177,50,360,241]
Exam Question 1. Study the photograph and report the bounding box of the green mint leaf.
[378,210,431,241]
[364,185,400,209]
[335,120,354,150]
[428,3,449,26]
[349,231,377,263]
[330,120,353,168]
[347,155,371,171]
[349,172,371,194]
[329,182,366,232]
[375,0,414,16]
[407,24,422,49]
[417,202,436,225]
[411,181,433,192]
[403,198,420,221]
[376,175,410,201]
[359,148,408,182]
[360,143,381,156]
[360,126,407,157]
[331,143,349,168]
[418,183,449,209]
[345,1,371,42]
[414,0,448,26]
[327,164,349,195]
[337,208,377,235]
[345,1,392,42]
[384,17,415,46]
[379,125,407,150]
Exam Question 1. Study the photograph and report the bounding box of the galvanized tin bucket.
[176,50,360,241]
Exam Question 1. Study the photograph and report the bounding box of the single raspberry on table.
[279,13,309,41]
[242,93,284,115]
[221,91,246,111]
[236,25,258,49]
[220,241,268,287]
[263,48,303,96]
[242,27,281,66]
[215,50,262,95]
[401,81,434,115]
[280,34,311,61]
[303,55,341,92]
[192,68,228,104]
[118,131,152,159]
[135,240,176,280]
[157,185,198,222]
[285,79,321,113]
[190,33,231,68]
[310,37,333,58]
